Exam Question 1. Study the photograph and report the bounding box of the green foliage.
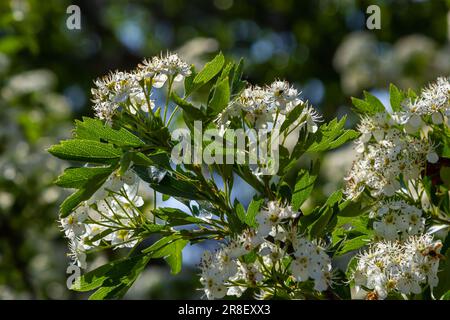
[351,91,386,115]
[291,167,318,211]
[185,52,225,96]
[55,166,113,189]
[74,254,151,300]
[74,117,145,147]
[306,116,359,153]
[48,140,122,163]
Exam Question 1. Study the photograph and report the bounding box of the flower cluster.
[345,77,449,200]
[345,127,437,198]
[216,80,321,132]
[353,234,443,299]
[91,52,191,123]
[398,76,450,129]
[60,170,143,269]
[199,201,333,299]
[370,200,425,241]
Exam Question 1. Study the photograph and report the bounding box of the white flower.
[300,104,322,133]
[344,128,437,199]
[110,229,138,248]
[290,236,333,291]
[256,201,295,237]
[91,71,139,122]
[138,52,191,85]
[68,238,87,269]
[398,77,450,128]
[199,251,230,300]
[266,80,302,113]
[353,234,443,299]
[60,204,89,239]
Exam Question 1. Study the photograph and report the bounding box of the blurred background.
[0,0,449,299]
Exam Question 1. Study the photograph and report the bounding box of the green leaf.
[131,151,171,170]
[292,166,319,211]
[389,84,404,112]
[246,198,264,227]
[337,200,364,217]
[442,134,450,159]
[88,284,128,300]
[441,290,450,300]
[309,206,334,238]
[142,223,166,234]
[153,207,205,226]
[217,62,234,84]
[59,173,111,217]
[351,97,372,115]
[193,52,225,86]
[184,65,197,96]
[230,58,246,95]
[280,102,304,133]
[163,239,188,274]
[336,235,371,255]
[363,91,385,113]
[74,117,145,147]
[142,234,188,274]
[73,254,151,295]
[171,92,206,121]
[55,166,113,189]
[235,202,247,224]
[308,190,343,238]
[345,256,358,283]
[48,139,122,163]
[208,76,230,115]
[306,116,358,153]
[134,169,207,200]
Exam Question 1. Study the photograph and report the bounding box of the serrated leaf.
[345,256,358,283]
[164,239,188,274]
[306,116,357,152]
[246,198,264,227]
[235,202,246,224]
[327,129,359,150]
[184,65,197,96]
[193,52,225,86]
[73,254,150,294]
[59,172,111,217]
[74,117,145,147]
[363,91,385,113]
[153,207,204,226]
[336,235,371,255]
[389,84,404,112]
[134,168,206,200]
[55,166,113,189]
[309,206,334,238]
[171,92,206,121]
[230,58,245,95]
[142,234,188,274]
[351,97,372,115]
[307,190,343,238]
[48,140,122,163]
[292,166,319,211]
[208,76,230,115]
[280,102,304,133]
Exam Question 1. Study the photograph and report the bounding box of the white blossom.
[353,234,443,299]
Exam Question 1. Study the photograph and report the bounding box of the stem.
[166,105,180,127]
[163,76,174,124]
